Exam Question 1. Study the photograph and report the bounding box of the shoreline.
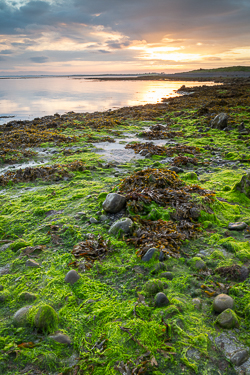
[1,79,250,374]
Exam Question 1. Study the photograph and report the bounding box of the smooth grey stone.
[99,214,108,221]
[228,222,247,231]
[49,333,71,344]
[89,217,98,224]
[65,270,80,285]
[109,217,133,235]
[26,259,40,268]
[102,193,126,213]
[155,292,170,307]
[13,306,32,326]
[231,349,249,366]
[211,113,228,130]
[213,294,234,313]
[159,272,174,280]
[216,309,239,329]
[142,248,157,262]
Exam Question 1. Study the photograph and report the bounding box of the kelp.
[0,160,89,186]
[137,130,183,140]
[0,148,37,164]
[71,235,112,266]
[125,142,201,157]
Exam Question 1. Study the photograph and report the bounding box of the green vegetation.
[0,80,250,374]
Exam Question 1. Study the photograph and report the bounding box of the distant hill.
[190,66,250,73]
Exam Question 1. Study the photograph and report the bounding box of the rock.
[19,292,37,301]
[210,113,228,130]
[102,193,126,213]
[109,217,133,235]
[0,285,3,291]
[0,292,7,303]
[228,222,247,231]
[34,304,58,333]
[216,308,239,329]
[13,306,32,326]
[144,279,164,295]
[240,266,250,281]
[89,217,98,224]
[234,171,250,197]
[169,166,184,173]
[141,248,157,262]
[49,333,71,344]
[155,292,170,307]
[195,259,206,270]
[231,349,249,366]
[99,214,108,221]
[159,251,166,261]
[192,298,201,310]
[65,270,80,285]
[213,294,234,313]
[25,259,40,268]
[159,272,174,280]
[153,262,167,273]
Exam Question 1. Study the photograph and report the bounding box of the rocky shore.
[1,79,250,374]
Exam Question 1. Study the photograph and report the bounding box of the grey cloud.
[98,49,110,53]
[0,49,13,54]
[30,56,48,63]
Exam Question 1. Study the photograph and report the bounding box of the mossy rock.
[203,221,213,229]
[222,185,231,192]
[182,172,198,181]
[233,171,250,198]
[164,305,180,319]
[189,257,206,270]
[9,239,30,252]
[143,279,165,296]
[210,250,225,260]
[216,308,239,329]
[30,304,58,333]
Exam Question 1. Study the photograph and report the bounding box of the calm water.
[0,77,215,125]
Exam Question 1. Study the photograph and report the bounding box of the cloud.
[0,49,13,54]
[30,56,48,63]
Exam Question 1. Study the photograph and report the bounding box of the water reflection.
[0,77,216,124]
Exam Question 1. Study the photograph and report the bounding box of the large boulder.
[102,193,126,213]
[210,113,228,130]
[234,171,250,197]
[213,294,234,313]
[109,217,133,235]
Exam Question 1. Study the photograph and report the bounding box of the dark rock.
[144,280,164,295]
[228,222,247,231]
[102,193,126,213]
[155,292,170,307]
[169,166,184,173]
[189,207,200,220]
[142,247,157,262]
[213,294,234,313]
[159,272,174,280]
[109,217,133,235]
[216,308,239,328]
[25,259,40,268]
[0,285,3,291]
[65,270,80,285]
[19,292,37,301]
[49,333,71,344]
[240,266,250,282]
[159,251,165,261]
[210,113,228,130]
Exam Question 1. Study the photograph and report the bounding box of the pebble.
[49,333,71,345]
[141,248,157,262]
[155,292,170,307]
[65,270,80,285]
[109,217,133,235]
[228,222,247,231]
[192,298,201,310]
[25,259,40,268]
[13,306,32,326]
[99,214,108,221]
[89,217,98,224]
[213,294,234,313]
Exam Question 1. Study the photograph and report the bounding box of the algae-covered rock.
[49,332,71,344]
[216,308,239,329]
[159,271,174,280]
[213,294,234,313]
[109,217,133,235]
[210,250,225,260]
[9,239,30,252]
[33,304,59,333]
[19,292,37,302]
[144,279,165,295]
[155,292,169,307]
[228,222,247,231]
[210,113,228,130]
[234,171,250,197]
[26,259,40,268]
[102,193,126,213]
[13,306,32,326]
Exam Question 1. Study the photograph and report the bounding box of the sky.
[0,0,250,75]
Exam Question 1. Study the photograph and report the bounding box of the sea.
[0,76,216,125]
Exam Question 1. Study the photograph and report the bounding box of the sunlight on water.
[0,77,216,124]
